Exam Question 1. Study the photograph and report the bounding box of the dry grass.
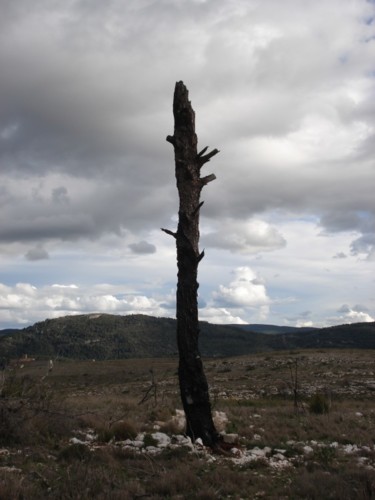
[0,349,374,498]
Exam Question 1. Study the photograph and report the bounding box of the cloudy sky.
[1,0,374,329]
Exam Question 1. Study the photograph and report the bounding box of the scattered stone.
[144,446,159,454]
[151,432,171,448]
[70,437,86,445]
[123,437,143,448]
[222,433,239,444]
[213,410,229,432]
[250,446,271,457]
[63,424,375,476]
[172,435,193,448]
[343,444,359,454]
[269,456,291,469]
[168,409,186,432]
[303,446,314,454]
[0,466,22,473]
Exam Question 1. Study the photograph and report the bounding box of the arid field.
[1,349,375,499]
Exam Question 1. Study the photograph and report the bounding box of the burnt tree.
[162,81,220,448]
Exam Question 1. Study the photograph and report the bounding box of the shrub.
[110,420,137,440]
[0,368,70,447]
[0,404,21,445]
[143,433,158,447]
[96,419,138,442]
[312,445,337,467]
[309,393,330,414]
[58,443,91,462]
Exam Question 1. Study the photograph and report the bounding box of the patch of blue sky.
[0,262,52,287]
[277,214,320,225]
[339,53,349,64]
[356,210,374,226]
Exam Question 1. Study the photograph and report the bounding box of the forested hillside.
[0,314,374,360]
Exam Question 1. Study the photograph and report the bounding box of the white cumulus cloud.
[203,219,286,254]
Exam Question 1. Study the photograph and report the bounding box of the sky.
[0,0,374,329]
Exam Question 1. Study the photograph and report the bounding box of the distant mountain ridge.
[0,314,374,360]
[0,328,20,337]
[230,324,317,335]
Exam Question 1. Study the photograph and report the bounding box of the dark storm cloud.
[52,187,70,205]
[351,234,375,258]
[0,0,374,258]
[0,1,174,179]
[25,245,49,261]
[0,0,374,330]
[0,214,95,242]
[0,175,175,245]
[129,241,156,255]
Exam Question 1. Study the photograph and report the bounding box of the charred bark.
[163,81,220,448]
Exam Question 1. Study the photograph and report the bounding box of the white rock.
[213,411,229,432]
[250,446,271,457]
[269,458,291,469]
[303,446,314,454]
[165,409,186,433]
[232,455,257,466]
[222,433,238,444]
[70,437,86,445]
[145,446,159,454]
[0,466,22,473]
[151,432,171,448]
[343,444,359,454]
[173,435,192,446]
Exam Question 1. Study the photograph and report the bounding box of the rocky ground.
[1,349,375,498]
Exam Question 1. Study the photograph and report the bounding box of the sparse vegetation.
[0,350,374,498]
[309,392,331,414]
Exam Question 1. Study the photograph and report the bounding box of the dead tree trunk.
[162,81,220,448]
